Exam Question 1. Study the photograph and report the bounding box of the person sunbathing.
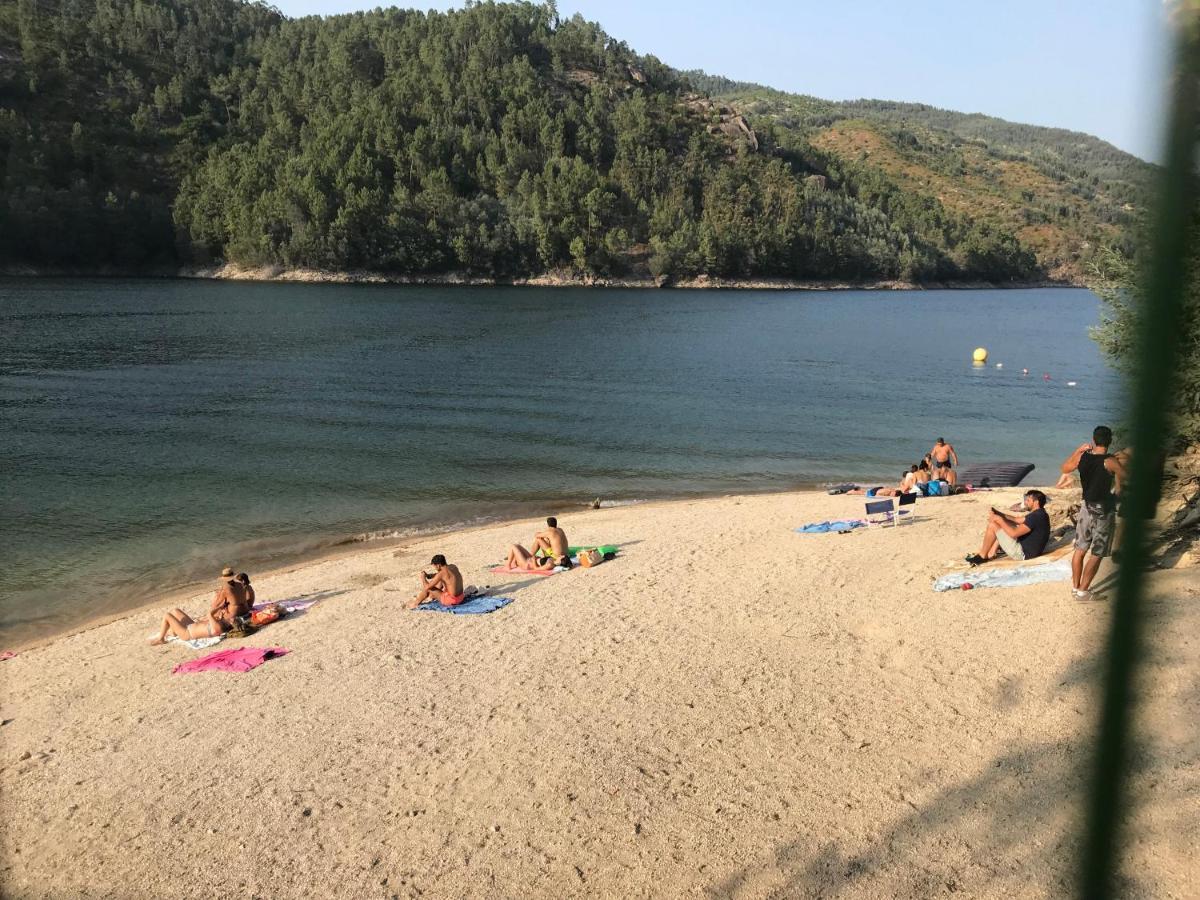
[530,516,572,567]
[848,472,910,497]
[505,544,560,572]
[406,554,465,608]
[148,566,249,644]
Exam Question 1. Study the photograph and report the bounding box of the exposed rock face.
[683,93,759,154]
[1157,448,1200,568]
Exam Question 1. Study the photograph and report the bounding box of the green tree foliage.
[1091,244,1200,446]
[0,0,1141,282]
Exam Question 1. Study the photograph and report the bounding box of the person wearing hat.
[148,566,252,644]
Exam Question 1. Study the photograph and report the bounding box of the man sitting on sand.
[530,516,572,568]
[929,437,959,485]
[148,566,250,644]
[407,555,465,608]
[965,490,1051,566]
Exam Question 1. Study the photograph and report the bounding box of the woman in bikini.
[505,544,560,572]
[148,567,248,644]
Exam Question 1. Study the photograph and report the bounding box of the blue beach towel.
[795,519,867,534]
[413,595,515,615]
[933,557,1071,592]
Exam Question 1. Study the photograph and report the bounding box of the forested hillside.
[686,73,1155,282]
[0,0,1152,283]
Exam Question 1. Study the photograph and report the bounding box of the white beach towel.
[151,633,226,651]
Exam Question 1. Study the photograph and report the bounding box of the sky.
[270,0,1173,162]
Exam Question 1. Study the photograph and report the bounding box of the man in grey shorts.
[965,490,1051,566]
[1060,426,1124,601]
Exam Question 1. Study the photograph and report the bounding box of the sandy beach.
[1,487,1196,899]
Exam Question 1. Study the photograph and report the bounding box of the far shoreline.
[0,263,1086,292]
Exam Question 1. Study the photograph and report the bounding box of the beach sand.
[1,488,1196,899]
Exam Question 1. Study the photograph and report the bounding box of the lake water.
[0,280,1119,644]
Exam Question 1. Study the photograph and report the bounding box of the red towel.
[171,646,289,675]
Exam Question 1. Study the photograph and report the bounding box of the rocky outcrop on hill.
[683,94,759,153]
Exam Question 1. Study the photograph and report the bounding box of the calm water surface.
[0,280,1119,643]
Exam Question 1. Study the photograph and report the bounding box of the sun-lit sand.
[1,488,1196,898]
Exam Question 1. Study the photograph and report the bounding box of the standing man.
[1061,426,1124,601]
[929,437,959,485]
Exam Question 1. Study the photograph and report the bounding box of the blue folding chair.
[865,498,896,526]
[866,494,917,527]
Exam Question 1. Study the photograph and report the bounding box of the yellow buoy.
[972,347,988,363]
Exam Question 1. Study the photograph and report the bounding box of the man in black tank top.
[1060,425,1125,601]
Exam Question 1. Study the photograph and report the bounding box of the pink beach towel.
[171,646,289,675]
[489,566,557,577]
[0,650,16,662]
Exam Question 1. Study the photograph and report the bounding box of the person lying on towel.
[505,543,560,572]
[407,554,465,609]
[965,490,1050,567]
[846,471,912,497]
[148,566,250,644]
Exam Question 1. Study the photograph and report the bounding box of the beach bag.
[578,548,603,568]
[249,603,285,629]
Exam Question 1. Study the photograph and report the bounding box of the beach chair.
[897,492,917,524]
[865,498,897,527]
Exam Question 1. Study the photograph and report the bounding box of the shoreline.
[4,464,1086,653]
[2,471,1076,654]
[0,486,785,653]
[0,263,1083,291]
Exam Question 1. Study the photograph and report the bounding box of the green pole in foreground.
[1077,19,1199,900]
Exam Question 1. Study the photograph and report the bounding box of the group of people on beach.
[407,516,571,608]
[148,569,254,643]
[966,424,1125,601]
[146,518,574,637]
[849,437,961,497]
[148,423,1134,640]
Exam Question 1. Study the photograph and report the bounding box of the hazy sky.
[270,0,1172,162]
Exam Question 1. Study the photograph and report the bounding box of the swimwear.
[933,457,952,469]
[440,592,466,607]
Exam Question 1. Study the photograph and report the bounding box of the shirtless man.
[531,516,571,567]
[407,554,465,608]
[148,566,250,644]
[929,437,959,485]
[847,472,910,497]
